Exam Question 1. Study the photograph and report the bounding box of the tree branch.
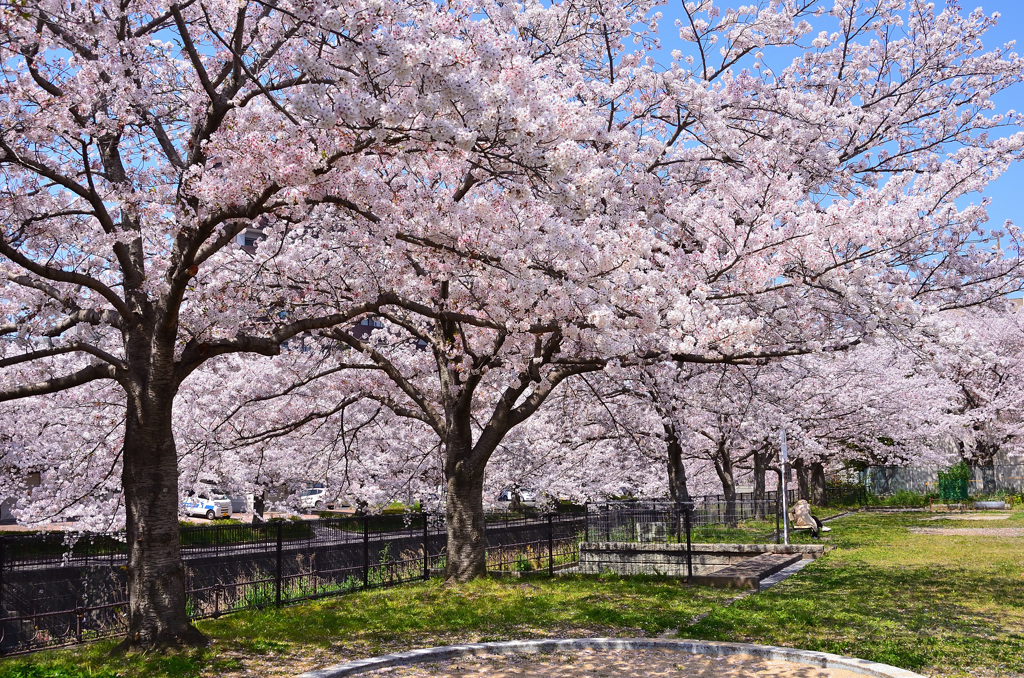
[0,240,130,319]
[0,363,118,402]
[0,343,124,370]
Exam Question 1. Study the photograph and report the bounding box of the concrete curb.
[295,638,926,678]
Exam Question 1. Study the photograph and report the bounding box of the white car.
[181,491,233,520]
[299,487,334,511]
[495,488,539,509]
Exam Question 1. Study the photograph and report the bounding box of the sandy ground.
[908,527,1024,536]
[359,649,871,678]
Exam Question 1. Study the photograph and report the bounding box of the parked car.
[299,487,334,511]
[181,490,233,520]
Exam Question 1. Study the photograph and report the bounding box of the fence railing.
[584,497,787,547]
[0,511,584,656]
[2,490,832,656]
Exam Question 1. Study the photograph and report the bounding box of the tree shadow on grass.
[685,560,1024,677]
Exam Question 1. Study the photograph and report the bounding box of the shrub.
[868,490,934,508]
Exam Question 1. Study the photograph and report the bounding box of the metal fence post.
[275,521,283,608]
[422,512,429,581]
[548,514,554,577]
[362,514,370,588]
[0,537,5,613]
[684,504,693,581]
[75,607,83,643]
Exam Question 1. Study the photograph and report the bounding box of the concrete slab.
[690,553,803,590]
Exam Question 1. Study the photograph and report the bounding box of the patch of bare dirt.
[362,649,872,678]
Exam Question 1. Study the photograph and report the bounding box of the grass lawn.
[690,510,1024,678]
[2,509,1022,678]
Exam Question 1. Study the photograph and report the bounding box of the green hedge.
[866,490,935,508]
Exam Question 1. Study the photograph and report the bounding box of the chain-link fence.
[867,464,1024,496]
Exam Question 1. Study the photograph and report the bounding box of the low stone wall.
[577,542,824,577]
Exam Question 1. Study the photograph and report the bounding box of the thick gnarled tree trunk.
[443,462,487,582]
[119,381,204,649]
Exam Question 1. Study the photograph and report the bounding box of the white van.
[181,489,233,520]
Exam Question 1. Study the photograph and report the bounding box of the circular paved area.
[296,638,925,678]
[357,648,873,677]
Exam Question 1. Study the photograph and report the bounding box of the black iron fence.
[485,513,585,574]
[823,484,868,507]
[0,511,586,656]
[584,496,791,547]
[2,489,840,656]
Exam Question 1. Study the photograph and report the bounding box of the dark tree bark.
[793,458,810,501]
[120,388,204,648]
[665,423,691,504]
[443,457,488,581]
[752,447,774,519]
[809,461,827,506]
[712,441,738,527]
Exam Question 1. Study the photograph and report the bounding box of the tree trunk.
[119,391,204,650]
[665,424,691,504]
[721,474,738,528]
[713,443,738,528]
[794,458,810,501]
[810,462,827,506]
[752,449,771,520]
[443,424,487,582]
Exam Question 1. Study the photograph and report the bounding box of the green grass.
[3,509,1023,678]
[0,577,733,678]
[686,510,1024,678]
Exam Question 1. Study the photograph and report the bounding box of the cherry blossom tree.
[0,0,589,646]
[3,0,1024,646]
[303,0,1024,577]
[617,342,957,517]
[768,345,959,499]
[921,308,1024,466]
